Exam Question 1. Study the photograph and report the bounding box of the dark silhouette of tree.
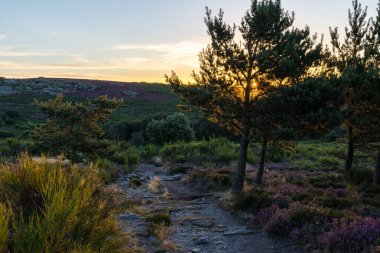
[166,0,322,192]
[252,76,343,184]
[328,0,380,179]
[365,1,380,185]
[34,95,122,162]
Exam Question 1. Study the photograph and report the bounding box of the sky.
[0,0,377,83]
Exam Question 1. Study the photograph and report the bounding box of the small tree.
[146,112,194,145]
[34,95,122,161]
[166,0,322,192]
[329,0,380,179]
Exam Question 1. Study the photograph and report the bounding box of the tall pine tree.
[166,0,322,192]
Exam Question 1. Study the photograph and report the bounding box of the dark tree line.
[166,0,380,192]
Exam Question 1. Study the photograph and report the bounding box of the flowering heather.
[250,205,280,227]
[319,217,380,253]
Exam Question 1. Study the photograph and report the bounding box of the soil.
[115,164,303,253]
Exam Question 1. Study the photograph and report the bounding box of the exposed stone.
[152,156,163,167]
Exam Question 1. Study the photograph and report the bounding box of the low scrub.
[0,155,126,252]
[189,168,234,191]
[160,138,241,165]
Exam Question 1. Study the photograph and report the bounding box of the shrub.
[189,169,234,191]
[111,151,129,166]
[265,204,331,237]
[34,95,122,162]
[352,168,374,185]
[126,146,141,165]
[319,217,380,253]
[233,188,271,213]
[0,155,126,252]
[266,145,285,162]
[320,195,354,209]
[160,138,239,165]
[308,173,346,189]
[250,205,280,227]
[146,112,194,145]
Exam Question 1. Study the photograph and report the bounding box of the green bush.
[0,155,126,252]
[160,137,239,165]
[126,146,141,165]
[189,169,234,191]
[146,112,194,145]
[233,188,271,213]
[308,173,346,189]
[320,196,354,209]
[111,151,129,166]
[266,145,285,162]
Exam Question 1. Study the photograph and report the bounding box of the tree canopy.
[34,95,122,162]
[166,0,323,192]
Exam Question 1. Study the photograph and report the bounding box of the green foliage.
[167,0,323,191]
[126,146,141,165]
[266,145,285,163]
[160,138,239,165]
[0,155,126,253]
[111,151,129,166]
[233,189,271,213]
[0,138,35,157]
[189,169,234,191]
[34,95,121,162]
[146,112,194,145]
[308,173,346,189]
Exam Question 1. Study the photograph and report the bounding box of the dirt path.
[116,164,302,253]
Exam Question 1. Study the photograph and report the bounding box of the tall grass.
[0,154,126,253]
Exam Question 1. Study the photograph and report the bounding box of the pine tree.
[329,0,379,179]
[366,1,380,185]
[34,95,122,162]
[166,0,322,192]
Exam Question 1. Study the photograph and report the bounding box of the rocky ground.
[115,164,302,253]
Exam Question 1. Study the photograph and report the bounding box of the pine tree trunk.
[345,126,354,179]
[374,148,380,186]
[232,126,250,193]
[255,137,268,184]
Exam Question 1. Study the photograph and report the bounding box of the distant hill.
[0,77,185,138]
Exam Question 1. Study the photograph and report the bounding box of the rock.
[159,174,184,181]
[119,213,143,221]
[152,156,163,167]
[190,219,214,228]
[222,227,258,236]
[191,249,201,253]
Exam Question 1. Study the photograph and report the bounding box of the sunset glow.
[0,0,377,82]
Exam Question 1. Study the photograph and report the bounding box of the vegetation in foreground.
[0,0,379,252]
[0,155,127,253]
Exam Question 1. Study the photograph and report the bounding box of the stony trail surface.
[116,164,302,253]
